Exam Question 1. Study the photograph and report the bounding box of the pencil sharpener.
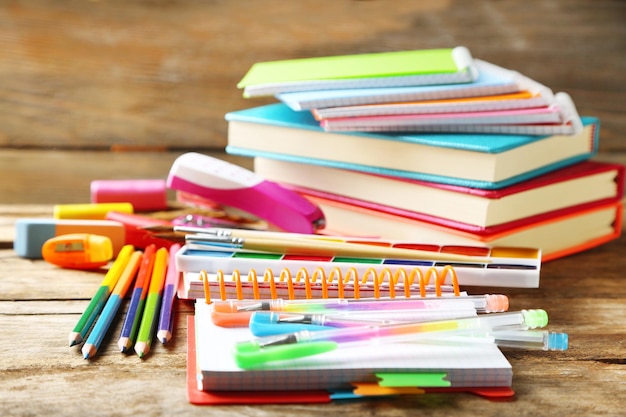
[42,233,113,270]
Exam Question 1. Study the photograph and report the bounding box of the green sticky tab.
[376,372,451,388]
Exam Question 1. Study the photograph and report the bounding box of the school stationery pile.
[227,46,624,261]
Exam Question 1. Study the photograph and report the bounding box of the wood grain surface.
[1,1,625,416]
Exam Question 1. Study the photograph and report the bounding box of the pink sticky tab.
[91,179,168,212]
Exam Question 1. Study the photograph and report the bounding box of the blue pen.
[248,308,481,337]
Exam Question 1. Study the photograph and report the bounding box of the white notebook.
[194,301,513,392]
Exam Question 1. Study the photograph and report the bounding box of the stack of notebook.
[226,46,624,261]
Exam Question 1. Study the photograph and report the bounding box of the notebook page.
[194,301,512,392]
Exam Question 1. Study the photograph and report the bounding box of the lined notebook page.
[194,301,512,392]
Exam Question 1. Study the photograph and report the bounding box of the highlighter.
[42,233,113,269]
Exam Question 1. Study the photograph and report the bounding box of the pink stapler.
[166,153,325,234]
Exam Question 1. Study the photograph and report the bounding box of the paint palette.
[175,242,541,300]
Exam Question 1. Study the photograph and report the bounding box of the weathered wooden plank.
[0,0,624,150]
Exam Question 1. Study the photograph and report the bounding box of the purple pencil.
[157,244,182,344]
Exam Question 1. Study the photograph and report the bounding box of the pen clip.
[234,340,338,369]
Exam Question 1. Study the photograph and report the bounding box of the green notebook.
[238,47,477,97]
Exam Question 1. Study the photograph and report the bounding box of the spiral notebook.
[190,301,513,396]
[175,243,542,300]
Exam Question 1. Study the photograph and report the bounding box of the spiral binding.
[199,265,460,302]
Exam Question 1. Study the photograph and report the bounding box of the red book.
[256,159,624,234]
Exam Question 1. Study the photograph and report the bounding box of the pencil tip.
[156,331,169,344]
[82,344,96,360]
[69,332,82,347]
[134,342,149,359]
[117,338,129,353]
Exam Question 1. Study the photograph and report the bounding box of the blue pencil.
[157,244,182,344]
[82,250,143,359]
[117,244,156,353]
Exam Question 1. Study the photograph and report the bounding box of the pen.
[248,308,481,336]
[491,329,568,351]
[82,250,143,359]
[211,294,508,328]
[157,244,182,344]
[186,234,492,263]
[214,294,509,314]
[247,312,569,351]
[118,244,156,353]
[233,309,548,368]
[134,247,169,358]
[68,244,134,347]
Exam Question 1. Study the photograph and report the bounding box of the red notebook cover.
[289,161,625,237]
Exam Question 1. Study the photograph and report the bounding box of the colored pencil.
[117,244,157,353]
[82,250,143,359]
[157,244,182,344]
[134,247,169,358]
[68,244,134,347]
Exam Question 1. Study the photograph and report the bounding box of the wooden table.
[1,206,625,416]
[1,1,625,415]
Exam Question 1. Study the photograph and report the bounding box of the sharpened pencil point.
[118,337,130,353]
[81,344,96,360]
[134,342,149,359]
[69,332,82,347]
[157,330,171,344]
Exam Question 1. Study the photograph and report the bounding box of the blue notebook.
[277,60,550,111]
[224,103,599,190]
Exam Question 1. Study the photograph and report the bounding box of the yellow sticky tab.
[352,383,425,396]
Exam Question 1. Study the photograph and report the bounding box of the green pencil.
[68,244,134,347]
[134,247,169,358]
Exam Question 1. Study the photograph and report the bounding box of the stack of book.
[226,47,624,261]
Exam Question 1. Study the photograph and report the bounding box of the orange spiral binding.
[199,265,460,303]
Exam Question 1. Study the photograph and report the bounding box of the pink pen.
[166,153,325,233]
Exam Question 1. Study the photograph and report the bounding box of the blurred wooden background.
[0,0,624,203]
